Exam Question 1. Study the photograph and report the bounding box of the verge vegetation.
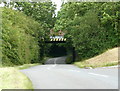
[14,63,41,70]
[74,47,119,68]
[1,2,120,66]
[0,63,40,90]
[2,7,42,66]
[0,67,33,90]
[54,2,120,63]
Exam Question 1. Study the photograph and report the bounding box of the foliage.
[2,8,43,66]
[15,63,41,70]
[3,2,57,59]
[54,2,120,61]
[74,61,118,68]
[4,2,56,37]
[1,2,120,64]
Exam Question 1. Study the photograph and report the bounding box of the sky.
[0,2,4,7]
[0,0,63,14]
[51,0,62,14]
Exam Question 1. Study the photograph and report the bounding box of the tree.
[2,8,43,66]
[54,2,120,61]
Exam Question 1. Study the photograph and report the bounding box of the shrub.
[2,8,43,66]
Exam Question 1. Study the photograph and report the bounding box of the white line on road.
[54,58,57,64]
[88,73,109,78]
[52,65,56,67]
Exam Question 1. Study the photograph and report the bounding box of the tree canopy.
[1,2,120,66]
[54,2,120,61]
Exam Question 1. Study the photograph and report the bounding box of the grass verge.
[15,63,41,70]
[74,61,118,68]
[0,63,41,90]
[74,47,119,68]
[0,67,33,90]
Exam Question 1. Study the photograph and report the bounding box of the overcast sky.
[0,0,63,15]
[51,0,62,14]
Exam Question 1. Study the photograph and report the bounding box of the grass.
[74,47,119,68]
[15,63,41,70]
[0,67,33,90]
[74,61,118,68]
[0,63,41,90]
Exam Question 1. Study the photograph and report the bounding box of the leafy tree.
[54,2,120,61]
[3,1,57,60]
[4,2,56,34]
[2,7,43,66]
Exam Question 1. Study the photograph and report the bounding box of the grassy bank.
[0,67,33,90]
[15,63,41,70]
[0,63,40,90]
[74,61,118,68]
[74,47,119,68]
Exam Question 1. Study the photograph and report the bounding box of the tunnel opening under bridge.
[48,44,67,57]
[43,41,76,64]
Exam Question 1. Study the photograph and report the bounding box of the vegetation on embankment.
[14,63,41,70]
[0,63,41,90]
[54,2,120,63]
[74,47,119,68]
[1,2,56,66]
[1,2,120,66]
[0,67,33,90]
[2,7,43,66]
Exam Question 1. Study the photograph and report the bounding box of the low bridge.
[41,35,76,63]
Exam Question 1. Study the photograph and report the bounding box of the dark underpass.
[48,44,67,57]
[45,44,67,64]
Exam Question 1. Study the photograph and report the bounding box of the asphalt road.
[21,57,118,89]
[45,56,66,64]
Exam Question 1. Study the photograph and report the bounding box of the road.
[21,57,118,89]
[45,56,66,64]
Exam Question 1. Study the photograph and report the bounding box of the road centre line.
[88,72,109,78]
[54,58,57,64]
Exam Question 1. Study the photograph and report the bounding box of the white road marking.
[52,65,56,67]
[88,73,109,78]
[54,58,57,64]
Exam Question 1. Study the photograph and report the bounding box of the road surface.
[21,57,118,89]
[45,56,66,64]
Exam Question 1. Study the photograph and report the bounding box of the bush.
[54,2,120,62]
[1,8,43,66]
